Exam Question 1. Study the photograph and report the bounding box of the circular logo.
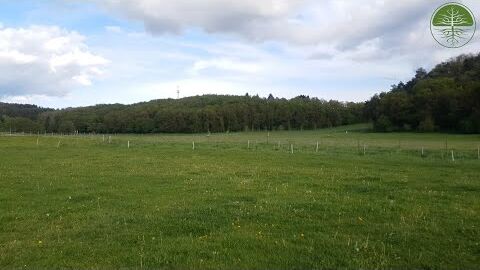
[430,2,476,48]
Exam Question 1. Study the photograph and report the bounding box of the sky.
[0,0,479,108]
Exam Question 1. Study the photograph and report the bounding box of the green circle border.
[430,2,477,48]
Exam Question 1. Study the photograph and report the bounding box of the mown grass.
[0,126,479,269]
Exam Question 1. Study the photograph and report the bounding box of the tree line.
[0,95,364,134]
[365,53,480,133]
[0,103,52,133]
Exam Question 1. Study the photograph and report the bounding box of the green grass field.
[1,125,479,269]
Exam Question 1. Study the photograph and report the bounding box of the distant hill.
[0,102,52,120]
[0,103,53,133]
[0,95,364,133]
[365,53,480,133]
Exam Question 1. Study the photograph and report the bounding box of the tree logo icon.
[430,2,476,48]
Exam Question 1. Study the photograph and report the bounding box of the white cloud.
[191,58,262,74]
[0,25,108,97]
[96,0,480,58]
[94,1,429,45]
[98,0,304,37]
[105,25,123,34]
[0,50,38,64]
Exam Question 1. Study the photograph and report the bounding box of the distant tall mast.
[176,85,180,99]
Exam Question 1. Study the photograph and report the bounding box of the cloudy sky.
[0,0,479,108]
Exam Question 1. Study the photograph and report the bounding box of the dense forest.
[0,103,52,133]
[0,95,364,133]
[365,53,480,133]
[1,53,479,134]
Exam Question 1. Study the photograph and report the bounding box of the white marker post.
[108,136,112,144]
[248,140,250,149]
[103,135,105,142]
[291,144,294,154]
[316,141,319,153]
[36,137,39,146]
[363,144,366,156]
[451,150,455,162]
[421,147,424,157]
[128,141,130,149]
[192,141,195,150]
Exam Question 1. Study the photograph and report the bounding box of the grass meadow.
[0,124,479,269]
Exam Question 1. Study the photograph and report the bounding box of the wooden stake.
[445,138,448,154]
